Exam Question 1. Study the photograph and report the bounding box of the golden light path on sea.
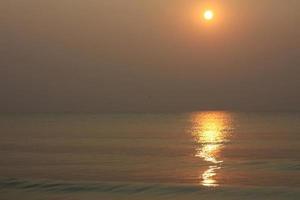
[191,112,233,187]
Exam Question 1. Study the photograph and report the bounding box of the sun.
[203,10,214,21]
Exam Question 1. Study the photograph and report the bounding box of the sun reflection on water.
[191,112,233,187]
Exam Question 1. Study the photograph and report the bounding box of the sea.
[0,111,299,199]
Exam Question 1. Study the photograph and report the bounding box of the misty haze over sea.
[1,0,300,199]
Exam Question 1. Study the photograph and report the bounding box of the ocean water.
[0,112,299,199]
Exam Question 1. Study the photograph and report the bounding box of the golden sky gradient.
[1,0,299,112]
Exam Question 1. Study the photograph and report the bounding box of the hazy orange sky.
[1,0,299,112]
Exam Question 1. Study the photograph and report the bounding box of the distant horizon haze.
[1,0,299,113]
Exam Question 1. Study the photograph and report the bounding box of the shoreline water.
[1,178,300,200]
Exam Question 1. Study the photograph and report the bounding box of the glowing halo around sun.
[203,10,214,21]
[192,3,224,27]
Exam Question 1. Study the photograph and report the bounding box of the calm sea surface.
[0,112,299,199]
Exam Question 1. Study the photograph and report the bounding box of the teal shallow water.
[0,112,299,199]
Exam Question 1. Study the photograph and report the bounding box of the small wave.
[0,178,201,195]
[0,178,299,199]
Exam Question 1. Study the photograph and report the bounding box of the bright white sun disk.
[204,10,214,20]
